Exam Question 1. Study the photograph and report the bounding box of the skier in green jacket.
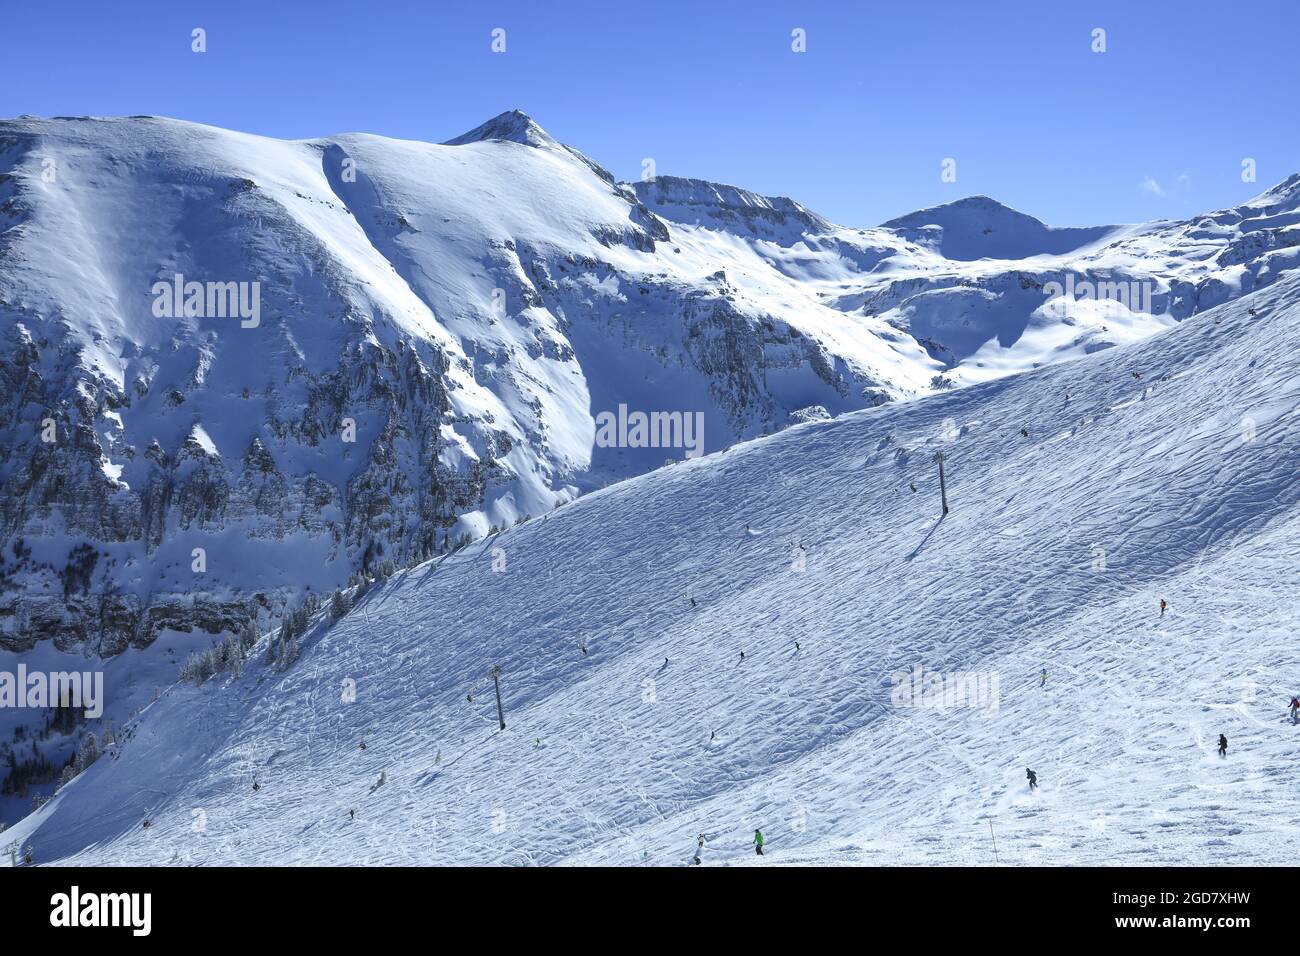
[753,829,765,856]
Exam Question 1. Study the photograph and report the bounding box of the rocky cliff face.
[0,319,485,654]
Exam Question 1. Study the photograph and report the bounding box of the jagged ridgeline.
[2,111,1298,655]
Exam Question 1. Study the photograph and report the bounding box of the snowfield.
[6,263,1298,866]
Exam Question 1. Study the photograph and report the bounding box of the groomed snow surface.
[7,268,1299,867]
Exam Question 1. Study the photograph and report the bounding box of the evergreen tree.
[330,589,352,620]
[239,618,258,652]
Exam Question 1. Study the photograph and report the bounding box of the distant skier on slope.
[1290,697,1300,724]
[1218,734,1228,757]
[1159,599,1168,617]
[753,829,765,856]
[693,833,706,865]
[1026,768,1038,790]
[1039,668,1047,688]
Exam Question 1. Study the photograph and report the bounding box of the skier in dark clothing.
[1160,599,1167,617]
[693,833,706,865]
[1026,768,1038,790]
[1290,698,1300,724]
[1218,734,1228,757]
[753,829,765,856]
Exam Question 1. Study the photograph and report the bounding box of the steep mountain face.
[631,174,836,240]
[1,111,1297,666]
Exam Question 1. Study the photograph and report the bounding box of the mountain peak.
[882,194,1037,228]
[442,109,559,148]
[881,194,1115,261]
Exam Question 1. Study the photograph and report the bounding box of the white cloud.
[1141,173,1191,198]
[1140,176,1165,196]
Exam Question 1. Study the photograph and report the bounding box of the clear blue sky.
[6,0,1298,227]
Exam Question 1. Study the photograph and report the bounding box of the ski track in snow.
[7,272,1300,867]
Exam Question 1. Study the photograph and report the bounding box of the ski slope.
[7,261,1299,867]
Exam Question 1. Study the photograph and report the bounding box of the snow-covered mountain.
[0,111,911,662]
[6,259,1297,865]
[2,109,1300,827]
